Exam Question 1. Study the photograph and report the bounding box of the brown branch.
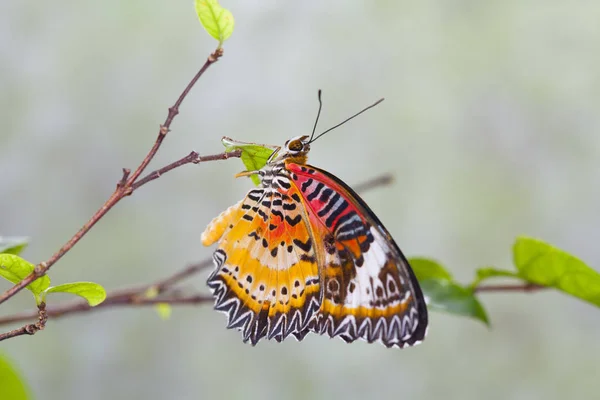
[0,48,224,307]
[0,261,213,328]
[473,282,546,293]
[353,173,393,193]
[0,302,47,341]
[0,166,551,336]
[132,149,242,191]
[0,173,398,332]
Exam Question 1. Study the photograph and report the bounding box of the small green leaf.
[144,286,160,298]
[143,286,173,320]
[155,303,172,320]
[421,279,490,326]
[470,267,521,288]
[0,237,29,256]
[222,136,276,186]
[0,354,31,400]
[0,254,50,296]
[195,0,235,45]
[514,236,600,307]
[409,258,453,282]
[45,282,106,306]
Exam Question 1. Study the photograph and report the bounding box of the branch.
[0,173,396,331]
[0,261,213,330]
[0,302,47,341]
[353,173,393,193]
[0,48,225,307]
[132,149,242,190]
[473,282,546,293]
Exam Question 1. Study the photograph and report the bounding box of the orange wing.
[286,163,428,348]
[201,186,321,344]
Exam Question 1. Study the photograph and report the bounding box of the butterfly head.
[269,135,311,165]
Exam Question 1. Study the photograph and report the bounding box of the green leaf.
[0,254,50,297]
[470,267,521,288]
[0,354,31,400]
[222,136,276,186]
[409,258,488,325]
[45,282,106,306]
[195,0,235,45]
[155,303,172,320]
[143,286,172,320]
[513,236,600,307]
[0,237,29,256]
[421,279,490,326]
[409,257,453,282]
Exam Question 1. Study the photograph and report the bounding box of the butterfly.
[201,93,428,348]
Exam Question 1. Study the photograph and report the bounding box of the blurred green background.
[2,1,600,399]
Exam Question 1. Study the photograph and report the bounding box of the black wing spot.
[319,188,334,202]
[293,238,312,252]
[306,182,324,201]
[279,180,291,189]
[356,255,364,267]
[301,178,314,192]
[285,215,302,226]
[324,234,336,254]
[300,254,316,263]
[248,232,260,240]
[283,203,297,211]
[272,209,284,219]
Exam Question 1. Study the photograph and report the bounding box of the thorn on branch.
[118,168,131,188]
[34,262,47,277]
[189,151,201,163]
[159,124,170,136]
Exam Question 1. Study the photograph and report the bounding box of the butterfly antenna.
[309,89,323,142]
[310,97,385,143]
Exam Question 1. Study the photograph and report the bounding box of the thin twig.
[353,173,393,193]
[0,302,47,341]
[132,149,242,190]
[473,282,546,293]
[126,48,225,186]
[0,48,224,307]
[0,261,213,328]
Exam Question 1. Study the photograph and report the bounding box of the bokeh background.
[2,1,600,399]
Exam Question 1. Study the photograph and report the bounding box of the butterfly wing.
[286,163,428,348]
[201,187,322,345]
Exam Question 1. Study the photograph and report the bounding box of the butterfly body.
[202,134,428,347]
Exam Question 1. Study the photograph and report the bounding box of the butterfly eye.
[288,140,303,152]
